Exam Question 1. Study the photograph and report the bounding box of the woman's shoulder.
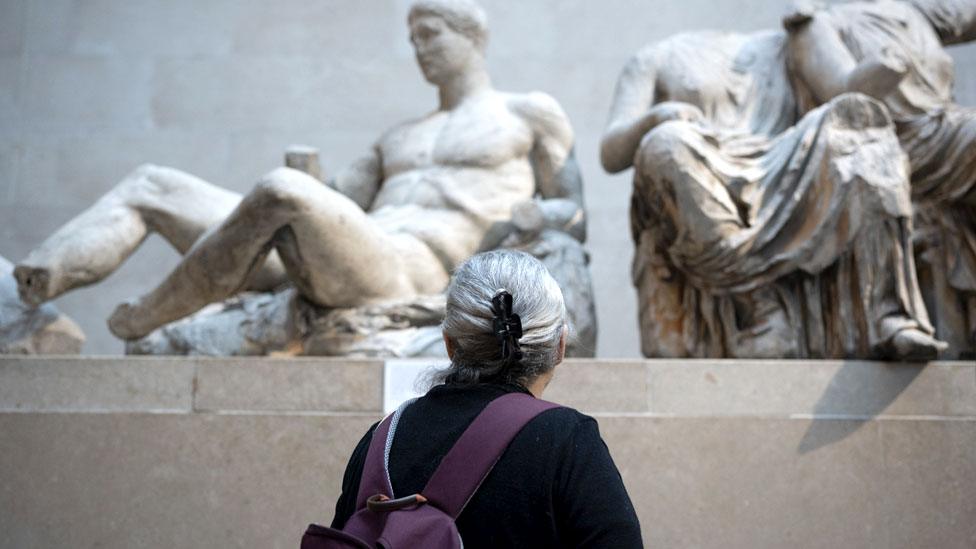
[520,403,601,445]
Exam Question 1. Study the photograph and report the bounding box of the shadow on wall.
[797,362,927,454]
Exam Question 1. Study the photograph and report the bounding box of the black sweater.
[331,382,643,548]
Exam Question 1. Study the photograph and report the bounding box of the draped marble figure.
[13,0,593,354]
[785,0,976,358]
[600,11,947,360]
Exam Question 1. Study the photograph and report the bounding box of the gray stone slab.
[878,419,976,549]
[0,412,378,549]
[0,357,973,547]
[600,417,894,549]
[4,409,969,548]
[0,357,194,412]
[648,360,976,418]
[23,56,153,133]
[546,359,648,413]
[0,0,24,55]
[0,141,20,206]
[193,358,383,413]
[151,57,423,133]
[23,0,235,56]
[230,0,398,60]
[22,0,76,54]
[45,131,232,206]
[544,0,782,61]
[0,57,21,132]
[949,43,976,107]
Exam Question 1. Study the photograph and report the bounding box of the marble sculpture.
[785,0,975,358]
[599,0,973,359]
[13,0,596,357]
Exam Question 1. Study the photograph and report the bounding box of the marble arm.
[601,101,705,174]
[786,14,908,104]
[324,147,384,211]
[519,92,587,242]
[600,51,659,174]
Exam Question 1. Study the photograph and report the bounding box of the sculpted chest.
[380,98,534,176]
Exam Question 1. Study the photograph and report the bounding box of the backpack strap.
[354,399,416,509]
[421,392,560,519]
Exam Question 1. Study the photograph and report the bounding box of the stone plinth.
[0,357,973,548]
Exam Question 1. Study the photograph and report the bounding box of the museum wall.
[1,0,974,357]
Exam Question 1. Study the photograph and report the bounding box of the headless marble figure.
[15,1,584,341]
[600,25,945,359]
[785,0,976,356]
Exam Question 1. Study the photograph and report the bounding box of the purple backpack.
[301,392,560,549]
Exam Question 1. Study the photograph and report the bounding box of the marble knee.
[251,167,322,211]
[631,121,695,207]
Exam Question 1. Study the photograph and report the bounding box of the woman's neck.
[526,370,555,398]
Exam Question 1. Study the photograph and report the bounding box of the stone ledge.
[1,357,971,418]
[1,357,973,549]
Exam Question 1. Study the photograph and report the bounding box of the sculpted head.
[408,0,489,85]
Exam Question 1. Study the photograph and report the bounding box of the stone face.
[0,255,84,354]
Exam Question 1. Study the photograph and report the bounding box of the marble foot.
[890,329,949,362]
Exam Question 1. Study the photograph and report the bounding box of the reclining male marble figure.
[784,0,976,358]
[600,6,947,360]
[13,0,589,351]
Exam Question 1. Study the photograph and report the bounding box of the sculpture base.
[1,357,973,548]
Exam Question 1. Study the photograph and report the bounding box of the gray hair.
[437,249,567,387]
[408,0,489,52]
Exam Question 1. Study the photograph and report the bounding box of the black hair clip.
[491,289,523,364]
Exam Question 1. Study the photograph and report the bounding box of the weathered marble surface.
[14,0,597,358]
[785,0,976,359]
[127,227,596,358]
[600,22,947,360]
[0,255,83,354]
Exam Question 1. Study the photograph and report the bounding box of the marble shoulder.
[504,90,574,144]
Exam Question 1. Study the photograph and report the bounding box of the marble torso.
[650,30,798,138]
[368,91,538,265]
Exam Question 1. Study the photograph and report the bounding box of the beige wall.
[1,1,975,356]
[1,357,974,548]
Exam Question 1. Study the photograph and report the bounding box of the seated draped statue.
[13,0,595,356]
[784,0,976,358]
[599,19,947,359]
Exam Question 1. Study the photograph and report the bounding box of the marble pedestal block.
[0,357,973,549]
